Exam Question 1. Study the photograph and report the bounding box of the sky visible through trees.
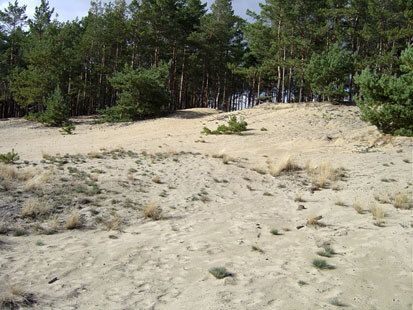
[0,0,261,21]
[0,0,411,134]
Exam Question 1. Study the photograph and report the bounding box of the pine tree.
[40,86,69,126]
[355,44,413,136]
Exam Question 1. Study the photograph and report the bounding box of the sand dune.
[0,103,412,309]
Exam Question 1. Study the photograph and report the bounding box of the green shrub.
[101,63,170,122]
[202,116,247,135]
[0,149,19,164]
[209,267,232,279]
[355,45,413,136]
[39,86,70,127]
[305,43,354,102]
[60,124,75,135]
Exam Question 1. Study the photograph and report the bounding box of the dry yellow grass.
[0,164,17,179]
[1,179,13,191]
[47,215,59,232]
[23,170,53,192]
[21,199,50,218]
[66,212,80,230]
[41,151,51,159]
[16,167,37,181]
[308,161,345,188]
[0,284,35,309]
[152,176,161,184]
[370,204,385,226]
[353,199,364,214]
[105,214,122,231]
[88,151,103,159]
[269,155,300,176]
[222,154,234,164]
[335,198,345,206]
[374,192,390,204]
[143,202,162,220]
[306,215,323,227]
[393,192,413,209]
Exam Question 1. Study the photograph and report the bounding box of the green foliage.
[209,267,232,279]
[355,45,413,136]
[39,86,69,127]
[60,123,75,135]
[202,116,247,135]
[101,64,170,122]
[0,148,19,164]
[312,259,335,270]
[305,43,354,102]
[317,246,336,258]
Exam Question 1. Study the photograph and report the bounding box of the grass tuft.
[143,202,162,220]
[329,297,347,307]
[370,204,385,226]
[393,192,412,209]
[317,246,336,257]
[0,284,36,309]
[65,212,80,230]
[21,199,50,219]
[269,155,300,176]
[270,229,281,235]
[312,259,335,270]
[209,267,232,279]
[353,199,364,214]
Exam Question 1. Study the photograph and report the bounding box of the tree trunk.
[178,47,187,109]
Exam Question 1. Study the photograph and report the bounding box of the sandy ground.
[0,102,412,310]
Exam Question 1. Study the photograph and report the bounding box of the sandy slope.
[0,102,412,310]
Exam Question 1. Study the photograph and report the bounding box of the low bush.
[202,116,247,135]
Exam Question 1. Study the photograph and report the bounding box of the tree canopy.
[0,0,411,134]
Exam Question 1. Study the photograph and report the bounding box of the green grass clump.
[209,267,232,279]
[312,259,335,270]
[251,245,264,253]
[0,149,19,164]
[270,229,280,235]
[317,246,336,257]
[329,297,347,307]
[59,124,75,135]
[202,116,247,135]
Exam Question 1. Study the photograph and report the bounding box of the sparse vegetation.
[0,149,20,164]
[317,246,336,257]
[392,192,413,209]
[152,176,161,184]
[353,200,364,214]
[295,195,306,202]
[0,284,36,309]
[66,213,80,230]
[143,202,162,220]
[329,298,347,307]
[252,245,264,253]
[270,229,280,235]
[209,267,232,279]
[202,116,247,135]
[370,204,385,226]
[60,124,75,135]
[335,199,346,206]
[312,259,335,270]
[269,155,300,176]
[21,200,50,219]
[307,215,323,227]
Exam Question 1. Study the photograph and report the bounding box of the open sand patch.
[0,103,412,309]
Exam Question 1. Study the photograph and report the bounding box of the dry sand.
[0,102,412,309]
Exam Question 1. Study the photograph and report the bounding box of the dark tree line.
[0,0,411,127]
